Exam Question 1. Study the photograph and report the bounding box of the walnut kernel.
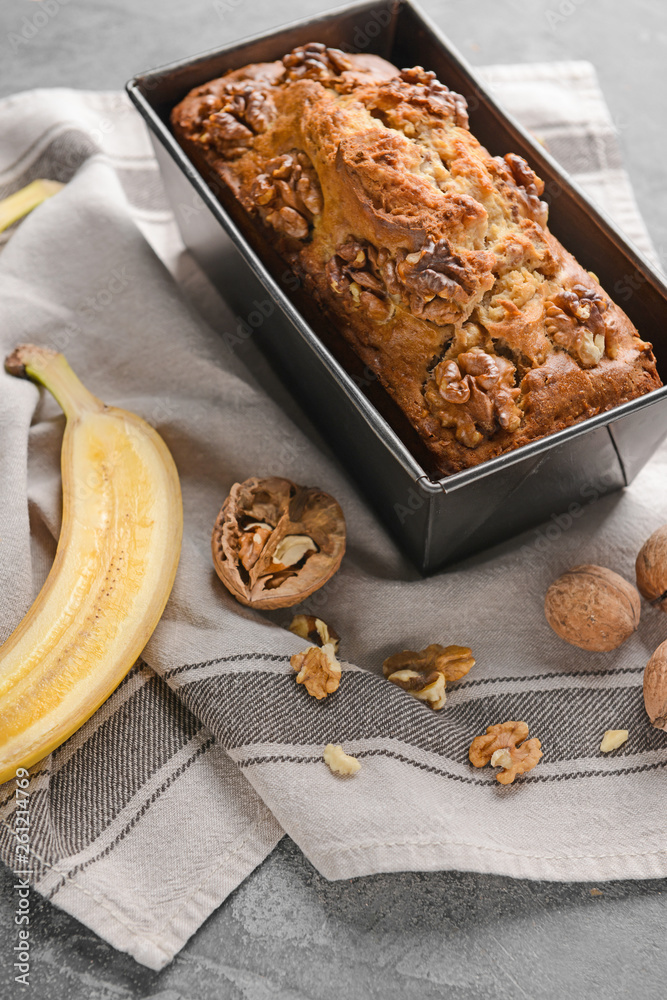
[387,669,446,710]
[428,348,522,449]
[323,744,361,776]
[269,534,317,572]
[291,643,341,700]
[600,729,628,753]
[490,748,514,769]
[289,615,340,653]
[382,643,474,711]
[544,565,640,651]
[469,721,542,784]
[383,644,475,682]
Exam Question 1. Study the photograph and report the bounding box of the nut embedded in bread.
[172,44,661,475]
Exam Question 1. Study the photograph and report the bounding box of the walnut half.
[429,348,522,449]
[383,643,475,710]
[291,643,341,700]
[289,614,340,654]
[212,477,346,609]
[469,721,542,784]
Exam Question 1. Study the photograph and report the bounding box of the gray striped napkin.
[1,63,665,971]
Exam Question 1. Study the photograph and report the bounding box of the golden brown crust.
[172,45,661,475]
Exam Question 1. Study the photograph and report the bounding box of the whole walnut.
[644,641,667,731]
[636,525,667,612]
[544,565,641,652]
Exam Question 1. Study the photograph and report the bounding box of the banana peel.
[0,346,183,783]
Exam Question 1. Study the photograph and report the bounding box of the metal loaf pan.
[127,0,667,573]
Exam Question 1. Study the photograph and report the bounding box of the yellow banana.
[0,345,183,783]
[0,179,64,233]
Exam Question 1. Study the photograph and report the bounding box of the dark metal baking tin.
[127,0,667,573]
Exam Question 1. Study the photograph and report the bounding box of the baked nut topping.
[292,644,341,700]
[383,643,475,710]
[545,284,609,367]
[172,47,662,477]
[323,743,361,775]
[502,152,548,227]
[289,614,340,653]
[251,151,323,241]
[430,348,522,449]
[374,67,469,128]
[197,84,277,158]
[211,476,346,610]
[396,238,469,316]
[469,720,543,784]
[327,240,395,323]
[282,43,352,82]
[600,729,629,752]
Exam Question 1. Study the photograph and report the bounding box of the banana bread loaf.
[171,43,661,475]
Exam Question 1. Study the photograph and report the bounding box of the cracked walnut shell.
[291,643,341,700]
[212,477,345,610]
[544,565,640,652]
[469,721,542,784]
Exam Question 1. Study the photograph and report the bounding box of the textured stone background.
[1,1,666,997]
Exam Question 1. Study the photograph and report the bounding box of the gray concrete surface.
[1,1,666,997]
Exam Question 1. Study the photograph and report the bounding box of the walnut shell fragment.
[212,476,345,610]
[636,525,667,612]
[469,720,542,784]
[544,565,640,652]
[644,640,667,731]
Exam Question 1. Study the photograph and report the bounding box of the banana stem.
[4,345,104,420]
[0,179,64,233]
